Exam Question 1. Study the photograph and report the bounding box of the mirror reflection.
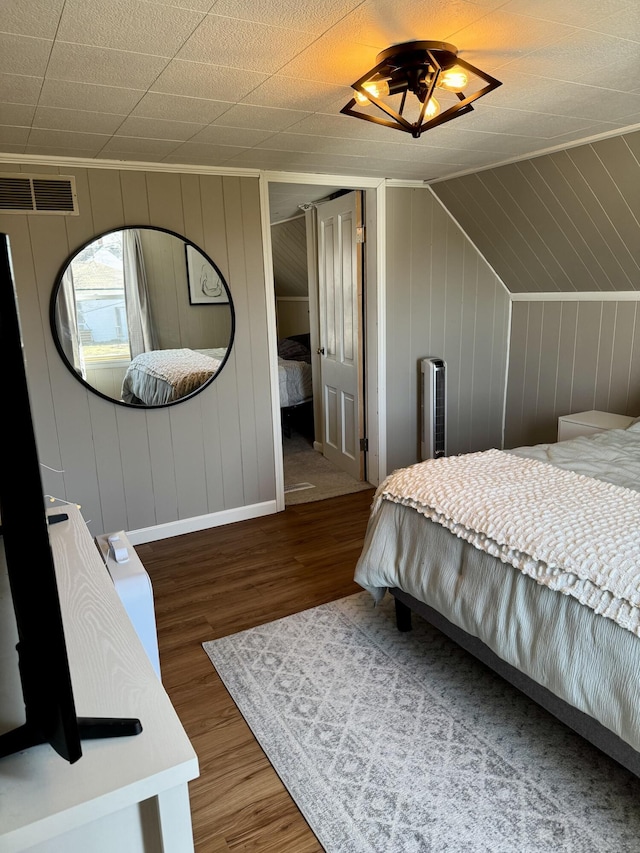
[51,227,234,407]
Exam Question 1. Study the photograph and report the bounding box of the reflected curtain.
[56,266,85,378]
[123,229,157,358]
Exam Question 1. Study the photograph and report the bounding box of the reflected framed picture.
[186,244,229,305]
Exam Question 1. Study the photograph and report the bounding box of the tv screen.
[0,232,83,763]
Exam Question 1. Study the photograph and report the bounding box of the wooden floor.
[137,488,376,853]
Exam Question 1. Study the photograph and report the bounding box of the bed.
[277,334,313,409]
[121,346,226,405]
[354,420,640,776]
[277,335,313,438]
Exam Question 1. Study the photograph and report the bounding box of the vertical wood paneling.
[609,302,637,414]
[444,224,464,454]
[240,177,275,504]
[480,169,566,291]
[271,217,308,297]
[408,189,431,459]
[570,144,640,270]
[386,187,414,468]
[436,176,536,292]
[2,162,271,537]
[432,129,640,293]
[504,300,640,448]
[536,304,562,434]
[548,150,639,287]
[594,303,616,412]
[145,408,179,525]
[504,303,530,444]
[531,156,617,291]
[90,397,128,535]
[386,187,509,471]
[221,175,256,508]
[471,259,497,450]
[570,302,601,411]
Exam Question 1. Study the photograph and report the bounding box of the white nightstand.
[557,409,634,441]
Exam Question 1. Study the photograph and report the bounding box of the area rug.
[202,592,640,852]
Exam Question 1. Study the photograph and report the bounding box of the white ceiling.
[1,0,639,185]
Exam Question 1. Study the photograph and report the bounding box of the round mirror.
[50,226,235,408]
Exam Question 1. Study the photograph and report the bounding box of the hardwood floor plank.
[142,490,374,852]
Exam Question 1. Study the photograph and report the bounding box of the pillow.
[278,336,311,363]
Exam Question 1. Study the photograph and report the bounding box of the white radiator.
[95,531,162,680]
[420,357,447,460]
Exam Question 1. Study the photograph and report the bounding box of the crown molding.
[510,291,640,301]
[0,151,261,178]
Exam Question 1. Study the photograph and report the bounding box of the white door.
[316,191,365,480]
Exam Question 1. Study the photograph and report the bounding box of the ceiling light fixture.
[341,41,502,138]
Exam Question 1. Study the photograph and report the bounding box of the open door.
[316,191,365,481]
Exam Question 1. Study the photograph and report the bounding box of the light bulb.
[425,97,440,118]
[438,67,468,92]
[354,79,390,106]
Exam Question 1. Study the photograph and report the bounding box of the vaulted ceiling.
[1,0,639,182]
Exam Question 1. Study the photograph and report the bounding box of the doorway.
[267,180,375,506]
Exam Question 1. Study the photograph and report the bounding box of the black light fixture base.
[375,40,459,71]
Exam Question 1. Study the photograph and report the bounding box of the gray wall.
[432,130,640,294]
[271,216,308,297]
[1,163,274,538]
[432,130,640,448]
[385,187,510,472]
[505,300,640,448]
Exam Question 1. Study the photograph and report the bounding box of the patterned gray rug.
[203,592,640,852]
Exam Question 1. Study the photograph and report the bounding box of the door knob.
[317,347,325,355]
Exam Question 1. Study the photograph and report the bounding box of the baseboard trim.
[125,500,278,545]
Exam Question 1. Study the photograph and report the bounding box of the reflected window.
[71,231,131,367]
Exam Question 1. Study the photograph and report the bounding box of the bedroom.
[1,0,639,849]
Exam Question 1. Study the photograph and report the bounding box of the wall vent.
[0,174,78,215]
[420,357,447,460]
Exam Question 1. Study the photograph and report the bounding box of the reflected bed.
[121,346,226,406]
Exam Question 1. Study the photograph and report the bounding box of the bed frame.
[390,586,640,779]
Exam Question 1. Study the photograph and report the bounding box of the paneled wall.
[139,228,231,350]
[271,215,308,297]
[432,130,640,294]
[505,300,640,448]
[0,163,273,539]
[385,187,510,471]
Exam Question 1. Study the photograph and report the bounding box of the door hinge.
[360,437,368,452]
[356,226,365,244]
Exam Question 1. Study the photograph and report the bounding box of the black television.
[0,233,141,763]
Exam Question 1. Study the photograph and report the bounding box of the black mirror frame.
[50,225,236,409]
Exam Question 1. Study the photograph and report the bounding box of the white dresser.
[557,409,634,441]
[0,506,199,852]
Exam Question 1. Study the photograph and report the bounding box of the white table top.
[0,506,198,851]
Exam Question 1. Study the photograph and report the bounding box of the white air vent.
[0,173,78,215]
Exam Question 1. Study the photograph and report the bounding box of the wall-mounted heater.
[420,357,446,460]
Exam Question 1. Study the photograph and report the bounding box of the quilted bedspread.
[375,426,640,636]
[122,347,221,405]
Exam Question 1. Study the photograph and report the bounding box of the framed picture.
[186,244,229,305]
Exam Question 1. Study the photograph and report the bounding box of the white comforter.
[373,432,640,636]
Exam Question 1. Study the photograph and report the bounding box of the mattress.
[354,423,640,753]
[278,356,312,408]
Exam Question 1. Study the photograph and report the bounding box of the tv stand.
[0,506,198,852]
[0,715,142,759]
